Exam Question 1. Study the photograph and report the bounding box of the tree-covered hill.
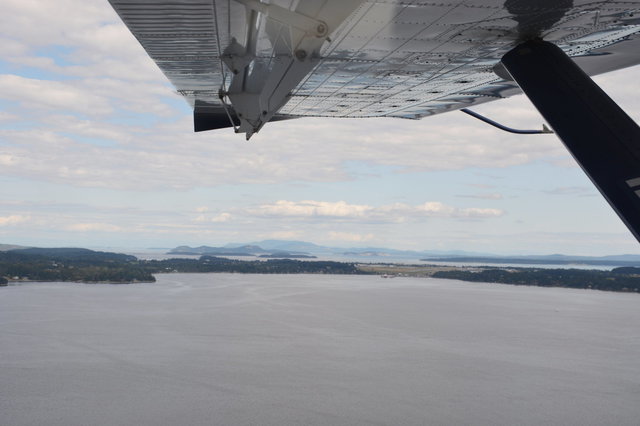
[432,267,640,292]
[0,249,153,283]
[9,247,136,262]
[144,256,360,274]
[0,249,360,283]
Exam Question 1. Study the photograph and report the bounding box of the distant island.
[1,245,640,293]
[258,253,317,259]
[168,244,316,258]
[0,248,358,284]
[168,241,640,267]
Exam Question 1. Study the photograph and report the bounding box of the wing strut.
[501,39,640,242]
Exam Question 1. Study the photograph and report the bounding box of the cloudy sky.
[1,0,640,255]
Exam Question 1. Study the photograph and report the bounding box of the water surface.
[1,274,639,425]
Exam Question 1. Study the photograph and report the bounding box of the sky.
[1,0,640,256]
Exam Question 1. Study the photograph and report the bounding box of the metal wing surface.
[108,0,640,138]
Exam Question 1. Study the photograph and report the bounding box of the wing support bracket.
[460,108,553,134]
[221,0,363,139]
[234,0,328,38]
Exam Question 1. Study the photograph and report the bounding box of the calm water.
[1,274,640,426]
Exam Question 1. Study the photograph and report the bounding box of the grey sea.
[2,274,640,426]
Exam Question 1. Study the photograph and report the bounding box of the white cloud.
[193,212,232,223]
[0,106,572,190]
[66,222,122,232]
[456,207,504,218]
[41,114,135,143]
[0,0,134,57]
[0,111,19,122]
[0,37,28,57]
[248,200,503,222]
[0,215,30,226]
[0,75,113,115]
[391,202,504,219]
[415,202,455,216]
[211,213,232,223]
[0,155,17,166]
[253,200,372,218]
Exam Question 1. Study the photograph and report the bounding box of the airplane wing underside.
[108,0,640,138]
[109,1,640,243]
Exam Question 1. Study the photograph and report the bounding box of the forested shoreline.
[431,267,640,293]
[0,249,360,284]
[1,248,640,293]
